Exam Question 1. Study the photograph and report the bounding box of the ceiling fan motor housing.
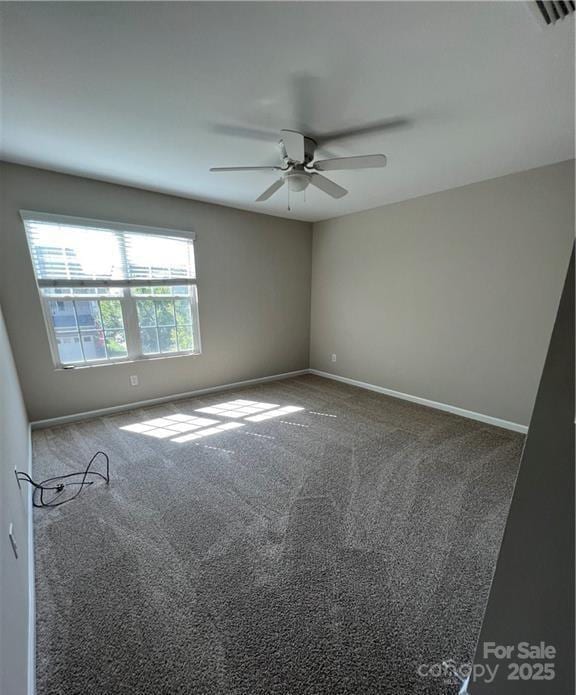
[279,135,317,165]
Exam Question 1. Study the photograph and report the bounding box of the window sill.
[54,351,202,371]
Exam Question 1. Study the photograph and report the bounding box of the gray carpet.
[32,374,523,695]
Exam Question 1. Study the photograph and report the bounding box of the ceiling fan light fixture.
[284,171,311,192]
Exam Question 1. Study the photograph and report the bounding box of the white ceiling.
[0,2,574,222]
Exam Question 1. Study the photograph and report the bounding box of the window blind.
[21,212,196,288]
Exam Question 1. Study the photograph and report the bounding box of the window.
[21,211,200,367]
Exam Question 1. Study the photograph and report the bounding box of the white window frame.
[20,210,202,369]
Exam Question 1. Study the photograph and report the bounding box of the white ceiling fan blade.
[309,173,348,199]
[210,166,282,172]
[256,177,285,202]
[313,154,387,171]
[280,130,305,163]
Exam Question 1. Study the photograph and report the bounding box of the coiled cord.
[17,451,110,508]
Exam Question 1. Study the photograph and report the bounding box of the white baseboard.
[27,424,36,695]
[30,366,528,434]
[30,369,309,429]
[309,369,528,434]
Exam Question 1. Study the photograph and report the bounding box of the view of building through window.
[48,298,128,363]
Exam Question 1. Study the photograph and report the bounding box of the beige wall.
[1,160,573,428]
[310,161,574,427]
[0,304,31,695]
[0,163,312,421]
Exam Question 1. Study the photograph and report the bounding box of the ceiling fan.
[209,129,387,202]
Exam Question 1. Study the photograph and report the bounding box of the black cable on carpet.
[16,451,110,508]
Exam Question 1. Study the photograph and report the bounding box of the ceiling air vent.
[534,1,575,25]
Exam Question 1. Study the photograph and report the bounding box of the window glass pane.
[26,223,123,281]
[140,327,160,354]
[137,300,156,327]
[75,300,102,329]
[158,326,177,353]
[82,287,122,297]
[44,287,122,298]
[156,300,175,326]
[55,330,84,364]
[49,300,77,329]
[105,330,128,358]
[176,325,194,351]
[124,233,195,281]
[100,300,123,329]
[131,285,190,297]
[80,330,107,361]
[174,299,192,325]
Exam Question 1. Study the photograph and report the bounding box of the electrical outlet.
[130,375,139,387]
[8,523,18,559]
[331,353,337,363]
